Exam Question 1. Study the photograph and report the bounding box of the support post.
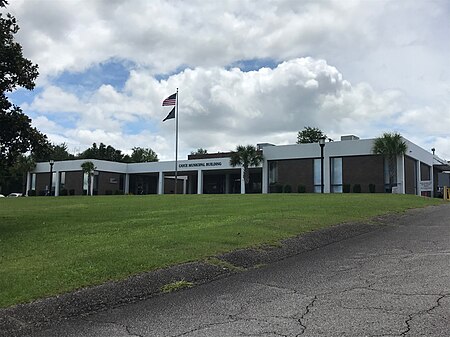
[240,167,245,194]
[197,170,203,194]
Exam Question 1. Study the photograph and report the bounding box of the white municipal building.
[28,135,450,197]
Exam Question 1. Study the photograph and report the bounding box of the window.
[330,157,342,193]
[269,161,278,184]
[60,172,66,189]
[31,173,36,190]
[314,159,321,193]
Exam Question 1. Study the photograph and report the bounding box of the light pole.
[49,160,54,196]
[318,137,326,193]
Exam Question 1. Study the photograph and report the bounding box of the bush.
[369,184,376,193]
[105,190,113,195]
[60,189,68,196]
[83,189,87,195]
[343,184,351,193]
[297,185,306,193]
[115,190,124,195]
[353,184,361,193]
[69,189,75,196]
[283,185,292,193]
[39,190,46,196]
[28,190,36,196]
[270,184,283,193]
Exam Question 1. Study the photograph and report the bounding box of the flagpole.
[175,88,179,194]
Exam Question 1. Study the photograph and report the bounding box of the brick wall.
[342,155,384,193]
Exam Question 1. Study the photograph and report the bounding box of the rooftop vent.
[257,143,275,150]
[340,135,360,141]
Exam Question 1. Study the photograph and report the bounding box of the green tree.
[10,154,35,195]
[78,143,125,162]
[50,143,75,161]
[297,126,326,144]
[81,161,96,196]
[230,145,263,193]
[190,148,207,155]
[130,147,159,162]
[0,1,48,175]
[372,132,407,191]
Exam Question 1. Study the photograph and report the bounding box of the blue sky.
[4,0,450,160]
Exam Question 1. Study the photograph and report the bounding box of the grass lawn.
[0,193,442,308]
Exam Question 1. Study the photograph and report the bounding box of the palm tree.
[230,145,263,193]
[81,161,96,196]
[372,132,407,191]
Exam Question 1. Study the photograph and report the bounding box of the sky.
[4,0,450,161]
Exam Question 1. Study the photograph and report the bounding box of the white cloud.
[24,57,414,159]
[4,0,450,160]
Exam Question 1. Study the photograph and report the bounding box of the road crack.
[400,294,449,336]
[295,295,317,336]
[81,318,144,337]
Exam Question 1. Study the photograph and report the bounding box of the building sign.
[179,162,223,168]
[419,180,432,192]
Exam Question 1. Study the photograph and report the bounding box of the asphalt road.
[34,205,450,337]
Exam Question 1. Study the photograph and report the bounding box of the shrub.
[105,190,113,195]
[69,189,75,196]
[270,184,283,193]
[369,184,376,193]
[115,190,124,195]
[28,190,36,196]
[60,189,68,196]
[297,185,306,193]
[283,185,292,193]
[343,184,351,193]
[353,184,361,193]
[83,189,87,195]
[39,190,46,196]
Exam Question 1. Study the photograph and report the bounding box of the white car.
[7,193,23,197]
[0,194,4,197]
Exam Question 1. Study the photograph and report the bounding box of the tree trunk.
[388,156,396,190]
[244,166,250,185]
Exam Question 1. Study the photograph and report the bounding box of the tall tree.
[297,126,326,144]
[372,132,407,191]
[78,143,125,162]
[130,147,159,162]
[10,154,35,195]
[81,161,96,196]
[50,143,75,161]
[230,145,263,193]
[0,1,49,187]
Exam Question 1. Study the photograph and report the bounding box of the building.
[28,135,443,197]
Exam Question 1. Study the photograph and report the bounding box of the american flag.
[162,93,177,106]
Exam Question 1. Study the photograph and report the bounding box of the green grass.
[161,280,194,293]
[0,194,441,308]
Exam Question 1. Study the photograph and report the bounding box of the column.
[90,173,94,196]
[324,154,330,193]
[396,155,406,194]
[197,170,203,194]
[240,167,245,194]
[262,159,268,194]
[183,178,187,194]
[54,171,60,196]
[158,172,164,195]
[124,173,130,194]
[26,171,31,196]
[416,161,421,196]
